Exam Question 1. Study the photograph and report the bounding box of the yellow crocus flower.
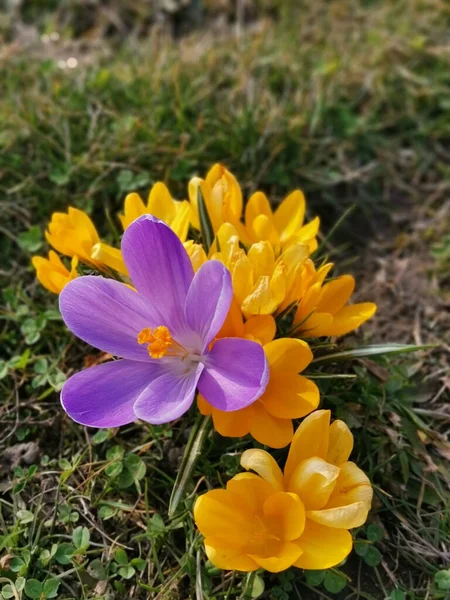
[32,251,78,294]
[285,259,377,337]
[244,190,319,253]
[45,207,101,265]
[188,164,244,235]
[194,410,372,573]
[119,182,190,241]
[211,223,308,317]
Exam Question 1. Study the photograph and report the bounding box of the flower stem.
[168,414,211,518]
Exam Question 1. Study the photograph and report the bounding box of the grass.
[1,0,449,598]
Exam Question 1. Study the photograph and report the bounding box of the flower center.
[137,326,191,360]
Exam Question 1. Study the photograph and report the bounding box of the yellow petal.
[327,420,354,465]
[32,253,71,294]
[214,222,241,259]
[147,182,175,223]
[227,473,275,512]
[242,275,283,316]
[231,252,254,308]
[245,191,272,228]
[288,457,339,510]
[211,404,254,438]
[250,541,303,573]
[274,190,305,243]
[264,338,313,374]
[241,449,284,492]
[249,404,294,449]
[183,241,207,272]
[244,315,276,345]
[119,192,146,230]
[295,282,322,322]
[326,303,377,337]
[197,394,212,416]
[217,297,246,338]
[194,489,254,542]
[296,216,320,243]
[284,410,331,485]
[249,214,280,247]
[278,243,309,291]
[263,374,319,420]
[317,275,355,315]
[248,242,276,280]
[68,207,99,246]
[317,262,333,284]
[171,200,191,242]
[307,501,370,529]
[90,243,128,276]
[263,492,306,541]
[204,538,258,572]
[296,312,334,337]
[326,462,373,509]
[293,520,352,570]
[188,176,202,230]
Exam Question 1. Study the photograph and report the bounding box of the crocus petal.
[133,364,203,424]
[185,260,232,348]
[326,462,373,509]
[250,214,280,246]
[327,420,354,465]
[240,449,284,492]
[326,303,377,337]
[217,296,246,338]
[249,405,294,449]
[244,315,276,345]
[263,492,306,541]
[226,473,275,512]
[265,338,313,374]
[263,374,319,420]
[274,190,305,242]
[307,501,370,529]
[194,489,254,542]
[147,182,175,223]
[297,312,334,337]
[204,538,258,572]
[318,275,355,314]
[245,191,272,227]
[59,276,158,361]
[284,410,331,485]
[91,243,128,276]
[120,193,146,230]
[288,457,340,510]
[210,403,255,438]
[121,215,194,333]
[250,541,303,573]
[198,338,268,411]
[293,520,352,570]
[61,360,162,427]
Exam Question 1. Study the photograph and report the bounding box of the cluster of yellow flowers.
[33,164,377,574]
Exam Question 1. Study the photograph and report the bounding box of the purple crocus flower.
[59,215,269,427]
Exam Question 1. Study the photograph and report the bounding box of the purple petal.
[185,261,232,349]
[121,215,194,333]
[60,276,157,361]
[133,363,204,424]
[61,359,163,427]
[198,338,269,411]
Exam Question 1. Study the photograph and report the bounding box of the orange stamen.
[137,326,183,359]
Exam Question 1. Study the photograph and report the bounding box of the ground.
[0,1,449,599]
